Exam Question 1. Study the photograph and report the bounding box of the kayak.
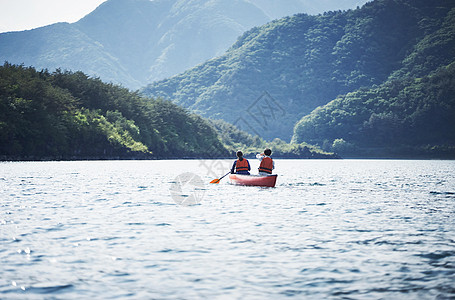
[229,174,278,188]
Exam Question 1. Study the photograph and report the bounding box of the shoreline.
[2,155,455,162]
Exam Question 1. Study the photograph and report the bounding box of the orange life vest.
[259,156,273,174]
[236,159,249,172]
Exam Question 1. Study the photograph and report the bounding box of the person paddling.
[231,150,251,175]
[256,148,274,175]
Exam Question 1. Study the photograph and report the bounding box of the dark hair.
[264,148,272,156]
[236,150,243,160]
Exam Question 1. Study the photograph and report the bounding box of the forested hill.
[293,62,455,158]
[143,0,455,142]
[0,63,228,160]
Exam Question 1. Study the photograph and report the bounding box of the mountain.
[0,62,228,160]
[143,0,455,142]
[0,0,369,90]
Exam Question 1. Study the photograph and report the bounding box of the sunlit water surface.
[1,159,454,299]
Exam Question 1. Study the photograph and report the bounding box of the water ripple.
[0,159,454,298]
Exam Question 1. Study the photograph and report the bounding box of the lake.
[1,159,454,299]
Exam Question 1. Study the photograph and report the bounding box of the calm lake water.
[1,159,454,299]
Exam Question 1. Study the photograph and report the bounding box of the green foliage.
[292,62,455,158]
[389,6,455,79]
[331,138,355,156]
[0,63,228,160]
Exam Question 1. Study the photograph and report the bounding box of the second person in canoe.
[256,148,274,175]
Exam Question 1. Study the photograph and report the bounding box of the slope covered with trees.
[292,62,455,158]
[0,63,228,160]
[143,0,455,142]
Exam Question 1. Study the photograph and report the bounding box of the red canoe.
[229,174,278,187]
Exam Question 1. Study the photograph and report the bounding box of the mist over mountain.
[75,0,270,86]
[143,0,455,145]
[247,0,368,19]
[0,0,368,89]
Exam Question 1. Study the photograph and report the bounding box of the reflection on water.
[1,160,454,298]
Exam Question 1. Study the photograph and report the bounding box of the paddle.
[210,171,230,184]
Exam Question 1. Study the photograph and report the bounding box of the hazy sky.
[0,0,107,33]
